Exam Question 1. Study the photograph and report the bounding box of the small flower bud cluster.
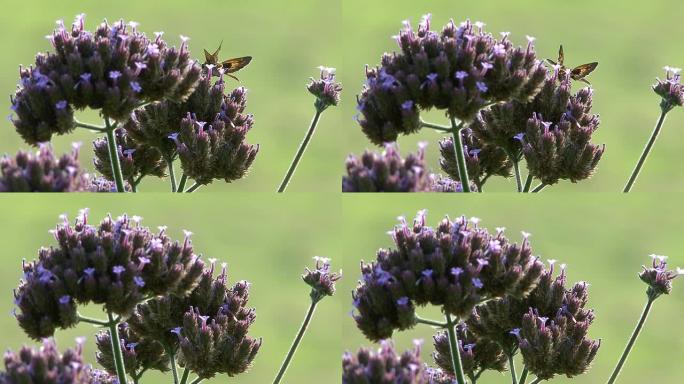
[0,338,107,384]
[126,73,258,184]
[342,340,428,384]
[308,66,343,112]
[356,15,547,145]
[472,71,604,186]
[653,67,684,111]
[352,211,544,341]
[428,175,471,193]
[95,322,168,375]
[433,322,506,379]
[467,262,599,379]
[0,143,89,192]
[438,131,511,189]
[303,256,342,301]
[125,260,261,378]
[639,254,681,300]
[517,304,599,380]
[89,176,132,192]
[10,15,201,144]
[343,143,432,192]
[13,211,204,340]
[93,128,166,184]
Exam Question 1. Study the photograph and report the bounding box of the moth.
[546,45,598,85]
[203,41,252,81]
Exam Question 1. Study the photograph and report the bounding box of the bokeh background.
[341,194,684,384]
[0,0,343,192]
[340,0,684,192]
[0,194,342,383]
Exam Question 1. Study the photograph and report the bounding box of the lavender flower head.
[0,143,89,192]
[308,66,343,112]
[428,175,471,193]
[653,66,684,111]
[303,256,342,301]
[343,143,432,192]
[13,210,204,340]
[439,130,512,189]
[352,211,544,341]
[433,322,506,379]
[126,72,259,184]
[93,128,166,184]
[95,322,168,376]
[10,15,201,144]
[124,260,261,378]
[639,254,682,300]
[342,340,428,384]
[472,70,604,185]
[0,338,104,384]
[356,16,547,145]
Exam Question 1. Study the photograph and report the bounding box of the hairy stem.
[531,183,547,193]
[623,109,669,192]
[179,367,190,384]
[607,297,656,384]
[169,349,179,384]
[445,313,467,384]
[177,174,188,193]
[273,299,319,383]
[509,354,518,384]
[167,158,177,192]
[78,314,109,326]
[104,118,126,193]
[519,367,529,384]
[522,174,533,193]
[107,311,128,384]
[420,120,452,132]
[415,315,448,328]
[185,183,202,193]
[277,109,323,192]
[449,118,471,193]
[74,120,107,132]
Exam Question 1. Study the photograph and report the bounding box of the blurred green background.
[0,194,342,383]
[339,0,684,192]
[341,194,684,384]
[0,0,343,192]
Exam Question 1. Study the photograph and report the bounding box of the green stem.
[177,174,188,193]
[189,378,203,384]
[623,109,669,192]
[415,315,448,328]
[273,299,319,383]
[107,311,128,384]
[74,120,107,132]
[529,379,543,384]
[519,368,529,384]
[445,313,467,384]
[78,314,109,326]
[420,120,452,132]
[277,109,323,192]
[512,160,523,192]
[104,118,126,193]
[167,158,177,192]
[607,297,656,384]
[531,184,547,193]
[185,183,202,193]
[169,349,179,384]
[522,174,533,193]
[179,367,190,384]
[509,355,518,384]
[449,118,471,193]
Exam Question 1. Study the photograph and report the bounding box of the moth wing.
[571,62,599,80]
[221,57,253,73]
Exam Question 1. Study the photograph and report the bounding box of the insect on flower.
[203,40,252,81]
[547,45,598,85]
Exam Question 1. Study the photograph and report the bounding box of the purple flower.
[55,100,68,110]
[112,265,126,276]
[59,295,71,305]
[109,71,122,80]
[133,276,145,287]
